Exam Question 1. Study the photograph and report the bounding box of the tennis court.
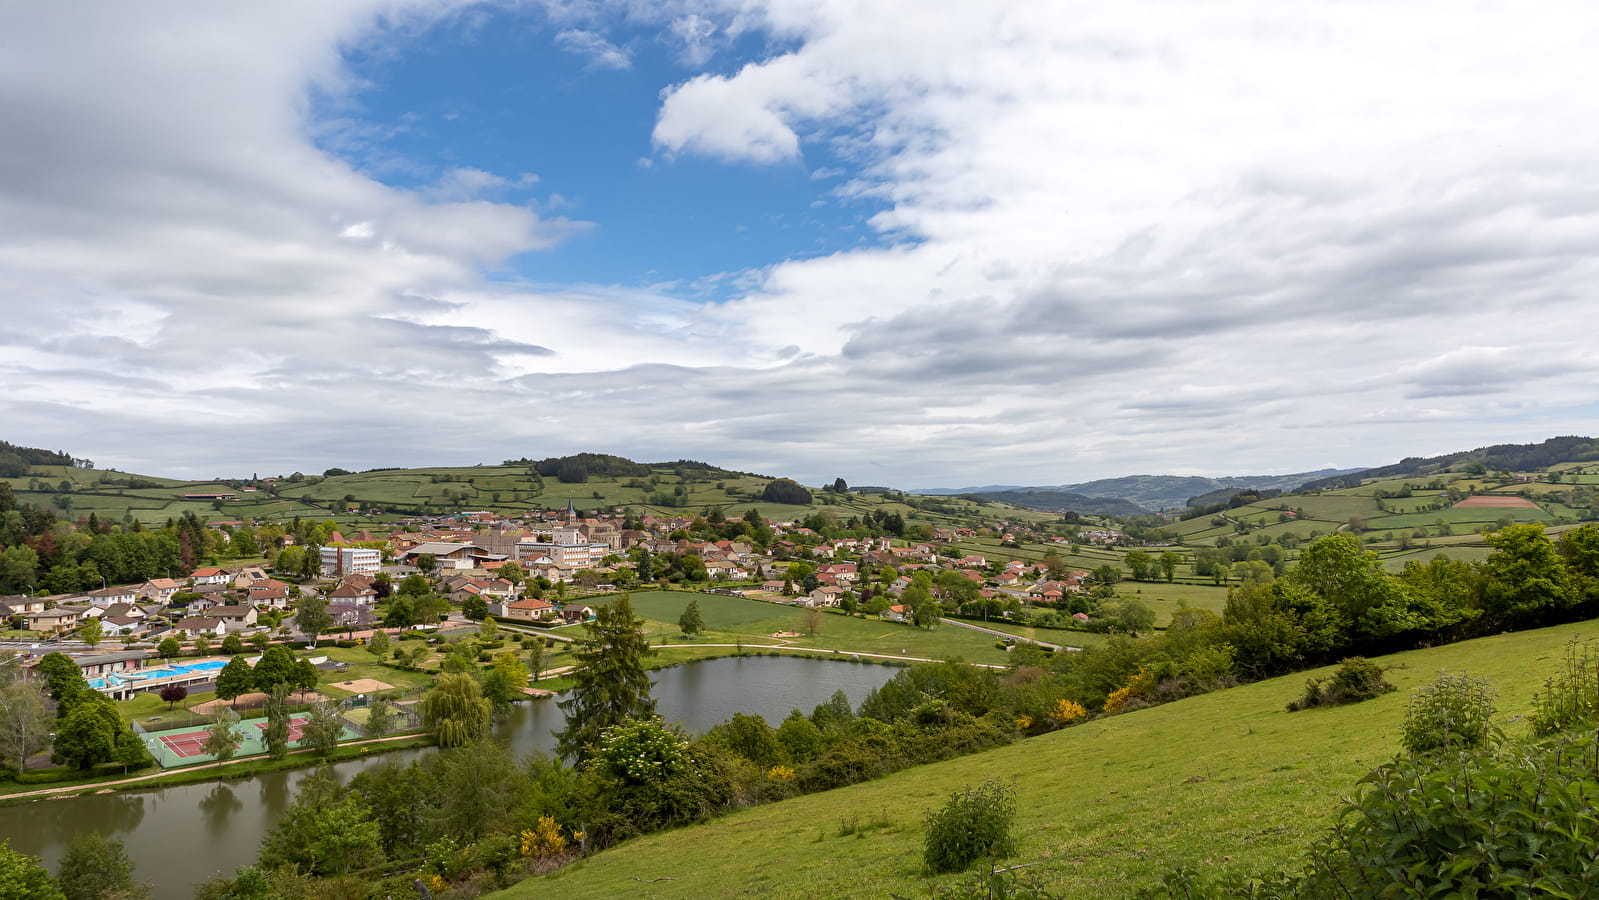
[154,726,226,760]
[142,713,358,768]
[254,714,311,743]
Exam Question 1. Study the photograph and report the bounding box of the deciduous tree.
[420,673,491,747]
[0,680,50,772]
[56,832,146,900]
[203,708,244,766]
[678,599,705,637]
[215,656,254,708]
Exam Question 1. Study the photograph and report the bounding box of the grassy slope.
[7,461,1053,528]
[501,616,1599,900]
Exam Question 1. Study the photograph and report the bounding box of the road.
[937,617,1076,651]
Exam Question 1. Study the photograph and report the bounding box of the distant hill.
[924,468,1362,512]
[1300,436,1599,492]
[962,490,1148,517]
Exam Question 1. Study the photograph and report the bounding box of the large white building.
[513,540,607,571]
[320,546,382,577]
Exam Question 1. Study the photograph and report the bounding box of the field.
[624,590,1012,665]
[4,459,1052,530]
[502,616,1599,900]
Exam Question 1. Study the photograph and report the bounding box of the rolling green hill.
[1,451,1057,531]
[496,615,1599,900]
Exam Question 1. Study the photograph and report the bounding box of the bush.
[1530,638,1599,737]
[334,639,356,649]
[1401,671,1496,755]
[1303,732,1599,897]
[1286,657,1396,712]
[923,780,1018,874]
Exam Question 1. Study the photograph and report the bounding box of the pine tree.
[555,594,655,763]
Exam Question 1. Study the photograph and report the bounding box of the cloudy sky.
[4,1,1598,488]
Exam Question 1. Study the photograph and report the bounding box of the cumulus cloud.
[5,0,1599,487]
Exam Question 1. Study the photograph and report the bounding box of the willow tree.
[555,594,655,763]
[420,673,490,747]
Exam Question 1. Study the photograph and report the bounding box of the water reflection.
[0,657,900,900]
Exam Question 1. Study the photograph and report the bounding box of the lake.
[0,656,900,899]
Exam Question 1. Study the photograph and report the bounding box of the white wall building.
[320,546,382,577]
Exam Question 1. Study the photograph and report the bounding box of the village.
[0,499,1105,700]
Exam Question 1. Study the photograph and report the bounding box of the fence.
[142,713,362,769]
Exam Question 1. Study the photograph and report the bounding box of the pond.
[0,656,901,899]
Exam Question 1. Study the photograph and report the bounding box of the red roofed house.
[189,567,230,586]
[502,598,556,623]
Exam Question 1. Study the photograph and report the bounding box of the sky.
[4,1,1599,489]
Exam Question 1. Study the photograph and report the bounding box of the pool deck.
[91,656,241,700]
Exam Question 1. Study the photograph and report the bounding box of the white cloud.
[6,0,1599,488]
[555,28,632,70]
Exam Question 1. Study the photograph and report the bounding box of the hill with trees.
[1301,435,1599,491]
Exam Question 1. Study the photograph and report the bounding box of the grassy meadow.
[500,615,1599,900]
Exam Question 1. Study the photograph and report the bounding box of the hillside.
[0,447,1056,531]
[1301,435,1599,491]
[924,469,1361,511]
[499,617,1599,900]
[962,490,1148,517]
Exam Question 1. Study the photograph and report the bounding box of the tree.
[412,593,444,626]
[365,697,394,736]
[678,599,705,637]
[1481,522,1571,629]
[203,708,244,766]
[1124,550,1153,581]
[259,767,384,876]
[499,561,525,587]
[0,680,50,772]
[193,632,211,656]
[293,659,319,695]
[262,683,292,760]
[157,636,181,661]
[215,655,254,708]
[34,652,89,707]
[801,605,822,636]
[479,615,499,642]
[294,594,332,646]
[481,652,529,711]
[252,645,299,693]
[221,632,245,655]
[556,594,656,763]
[1159,551,1180,583]
[78,616,103,650]
[248,631,271,653]
[57,832,146,900]
[0,840,64,900]
[300,700,343,755]
[528,638,546,683]
[53,699,116,769]
[415,553,436,575]
[419,673,491,747]
[159,682,188,711]
[366,629,390,658]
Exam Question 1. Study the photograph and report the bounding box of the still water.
[0,656,899,899]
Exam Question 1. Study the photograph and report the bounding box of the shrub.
[1286,657,1396,712]
[1302,732,1599,897]
[1530,638,1599,737]
[923,780,1018,874]
[1401,671,1496,755]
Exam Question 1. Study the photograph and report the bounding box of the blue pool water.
[91,659,229,690]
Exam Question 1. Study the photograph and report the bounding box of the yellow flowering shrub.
[519,815,568,859]
[1050,698,1087,724]
[766,764,795,781]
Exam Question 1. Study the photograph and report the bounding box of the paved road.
[937,617,1076,651]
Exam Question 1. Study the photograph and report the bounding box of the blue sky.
[320,8,885,296]
[3,1,1599,486]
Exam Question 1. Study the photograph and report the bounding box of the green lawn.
[625,590,1011,664]
[500,616,1599,900]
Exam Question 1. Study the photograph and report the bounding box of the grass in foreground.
[493,616,1599,900]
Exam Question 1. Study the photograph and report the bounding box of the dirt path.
[4,732,431,801]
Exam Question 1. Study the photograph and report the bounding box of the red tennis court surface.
[157,729,233,759]
[255,714,310,743]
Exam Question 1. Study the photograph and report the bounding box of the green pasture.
[508,616,1599,900]
[622,590,1011,664]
